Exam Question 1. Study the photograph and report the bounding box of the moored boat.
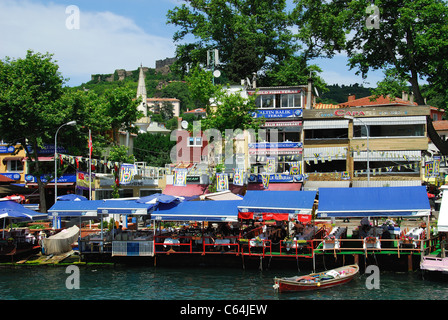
[273,264,359,292]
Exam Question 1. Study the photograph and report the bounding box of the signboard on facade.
[25,173,76,183]
[252,109,303,119]
[247,88,303,95]
[248,142,302,149]
[303,105,430,119]
[0,146,16,154]
[248,173,303,183]
[263,121,302,128]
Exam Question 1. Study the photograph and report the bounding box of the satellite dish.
[181,120,188,129]
[213,70,221,78]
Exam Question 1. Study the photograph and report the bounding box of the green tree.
[0,50,69,212]
[202,86,264,134]
[104,87,144,143]
[167,0,295,82]
[134,133,176,167]
[108,145,135,198]
[185,65,218,113]
[293,0,448,105]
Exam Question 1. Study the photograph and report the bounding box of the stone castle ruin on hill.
[90,57,176,82]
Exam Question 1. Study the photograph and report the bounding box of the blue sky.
[0,0,384,88]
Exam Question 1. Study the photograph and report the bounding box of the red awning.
[247,183,302,191]
[238,212,311,222]
[163,184,210,197]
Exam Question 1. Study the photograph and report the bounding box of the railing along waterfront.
[79,232,443,261]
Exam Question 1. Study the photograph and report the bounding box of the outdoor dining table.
[214,238,231,248]
[163,238,180,247]
[249,236,268,247]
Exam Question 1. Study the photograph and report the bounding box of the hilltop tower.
[135,65,150,133]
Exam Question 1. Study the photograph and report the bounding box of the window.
[305,128,348,140]
[354,161,420,175]
[8,160,23,172]
[354,124,425,137]
[280,94,301,108]
[188,137,202,147]
[305,160,346,174]
[255,95,276,108]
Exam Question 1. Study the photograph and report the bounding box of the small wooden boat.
[273,264,359,292]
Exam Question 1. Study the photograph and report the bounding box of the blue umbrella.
[0,209,31,238]
[136,193,181,204]
[0,201,47,220]
[57,194,88,201]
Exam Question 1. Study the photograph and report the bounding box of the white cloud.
[0,0,176,86]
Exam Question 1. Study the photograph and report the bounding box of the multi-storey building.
[302,94,432,190]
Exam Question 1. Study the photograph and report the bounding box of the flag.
[233,169,244,186]
[88,130,92,157]
[289,162,301,175]
[119,163,137,185]
[261,173,270,189]
[173,168,188,186]
[216,173,229,191]
[266,157,276,173]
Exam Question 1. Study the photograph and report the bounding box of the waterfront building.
[302,94,434,190]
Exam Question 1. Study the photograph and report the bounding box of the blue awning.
[0,200,47,220]
[97,200,155,215]
[317,186,431,218]
[152,200,241,222]
[48,200,104,217]
[237,191,317,214]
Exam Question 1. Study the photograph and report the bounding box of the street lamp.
[344,116,370,184]
[54,120,77,203]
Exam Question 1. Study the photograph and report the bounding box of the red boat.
[273,264,359,292]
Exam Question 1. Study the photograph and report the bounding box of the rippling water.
[0,265,447,301]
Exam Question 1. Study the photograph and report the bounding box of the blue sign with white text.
[252,109,303,119]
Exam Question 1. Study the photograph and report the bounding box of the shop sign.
[186,176,200,182]
[248,142,302,149]
[252,109,303,119]
[248,173,303,183]
[0,173,21,180]
[263,121,302,128]
[25,173,76,183]
[0,146,16,154]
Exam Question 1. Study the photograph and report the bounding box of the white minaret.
[135,64,150,133]
[137,64,147,116]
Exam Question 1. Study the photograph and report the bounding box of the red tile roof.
[338,95,417,107]
[433,120,448,131]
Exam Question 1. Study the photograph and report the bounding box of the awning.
[0,200,47,220]
[48,200,104,217]
[304,146,347,160]
[353,150,421,161]
[317,186,430,218]
[303,181,350,191]
[237,190,316,221]
[152,200,241,222]
[303,119,349,129]
[437,185,448,232]
[353,116,427,126]
[2,157,23,163]
[247,183,302,191]
[163,184,209,197]
[200,190,243,201]
[352,180,422,188]
[97,200,155,215]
